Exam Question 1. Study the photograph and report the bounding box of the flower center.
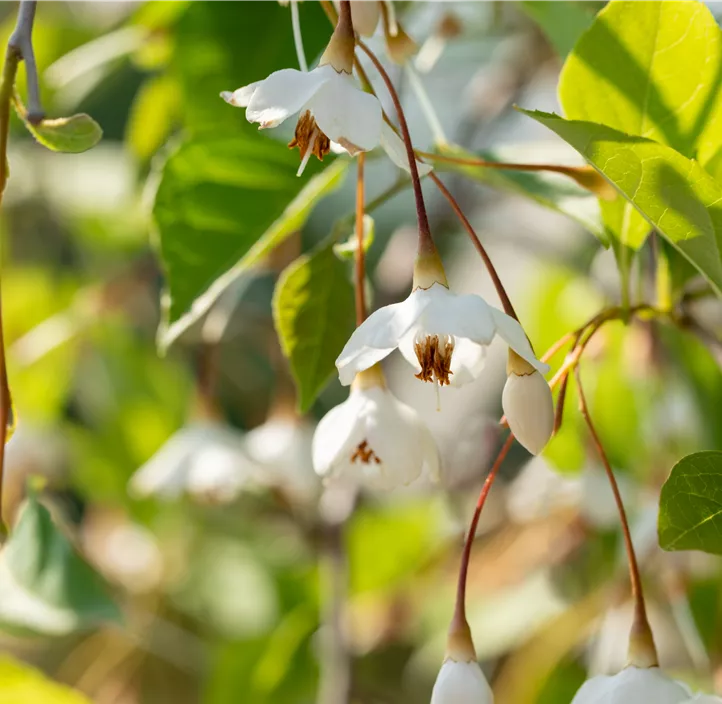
[350,440,381,465]
[288,111,331,176]
[414,333,455,386]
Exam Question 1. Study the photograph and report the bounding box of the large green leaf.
[520,1,600,58]
[434,145,606,243]
[0,492,121,636]
[521,111,722,297]
[0,657,90,703]
[659,451,722,554]
[152,134,348,348]
[273,243,355,412]
[559,0,722,249]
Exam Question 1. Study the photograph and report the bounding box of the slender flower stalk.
[574,364,658,667]
[355,153,366,326]
[290,0,308,73]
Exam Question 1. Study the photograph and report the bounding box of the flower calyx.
[412,249,448,291]
[319,3,356,75]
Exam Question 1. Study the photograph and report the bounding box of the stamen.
[297,128,317,177]
[351,440,381,465]
[413,333,455,386]
[290,0,308,72]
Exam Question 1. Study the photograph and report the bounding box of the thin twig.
[574,364,658,666]
[354,153,366,326]
[453,433,514,625]
[429,171,518,320]
[8,2,42,123]
[356,39,436,254]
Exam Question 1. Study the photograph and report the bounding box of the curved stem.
[453,433,514,626]
[429,171,518,320]
[574,365,657,667]
[354,153,366,326]
[356,39,436,255]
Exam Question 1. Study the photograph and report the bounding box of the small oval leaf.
[24,114,103,154]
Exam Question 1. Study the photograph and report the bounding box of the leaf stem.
[574,364,658,667]
[356,40,437,256]
[429,171,518,320]
[354,153,366,326]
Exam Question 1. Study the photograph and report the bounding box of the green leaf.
[659,451,722,554]
[560,0,722,165]
[0,657,91,703]
[0,492,121,636]
[333,215,375,260]
[22,114,103,154]
[520,1,600,58]
[558,0,722,250]
[520,111,722,297]
[126,74,180,159]
[273,243,355,412]
[434,145,606,244]
[152,134,348,349]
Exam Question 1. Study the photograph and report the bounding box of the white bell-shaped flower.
[336,254,548,389]
[571,667,691,704]
[502,350,554,455]
[129,422,261,503]
[431,660,494,704]
[245,414,319,503]
[312,364,439,490]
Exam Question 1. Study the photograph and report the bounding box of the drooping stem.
[289,0,308,73]
[356,40,436,255]
[0,1,40,534]
[574,365,658,667]
[429,171,518,320]
[354,153,366,326]
[453,433,514,627]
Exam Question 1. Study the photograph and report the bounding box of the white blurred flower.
[571,667,691,704]
[685,696,722,703]
[336,281,547,389]
[502,351,553,455]
[431,660,493,704]
[245,415,319,502]
[129,422,260,503]
[312,365,439,490]
[350,0,381,36]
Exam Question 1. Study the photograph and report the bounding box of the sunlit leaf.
[659,451,722,554]
[152,134,348,349]
[0,657,90,703]
[559,0,722,249]
[273,243,355,412]
[0,492,121,636]
[333,215,375,260]
[520,1,600,58]
[520,111,722,297]
[21,113,103,154]
[126,74,179,159]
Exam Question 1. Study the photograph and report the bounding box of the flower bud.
[350,1,380,37]
[431,660,494,704]
[571,667,690,704]
[502,350,553,455]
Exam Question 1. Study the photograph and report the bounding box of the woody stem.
[354,154,366,326]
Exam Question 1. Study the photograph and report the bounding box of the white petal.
[490,308,550,374]
[380,121,433,176]
[246,67,330,128]
[312,393,367,479]
[420,285,496,345]
[310,72,382,152]
[336,291,432,386]
[502,371,554,455]
[571,667,690,704]
[449,337,487,387]
[420,422,441,482]
[221,81,262,108]
[431,660,494,704]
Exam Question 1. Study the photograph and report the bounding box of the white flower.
[245,416,319,502]
[222,63,382,171]
[571,667,691,704]
[129,422,260,503]
[312,365,439,490]
[502,352,554,455]
[431,660,494,704]
[380,121,433,176]
[336,281,548,389]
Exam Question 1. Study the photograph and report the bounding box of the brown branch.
[354,153,366,326]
